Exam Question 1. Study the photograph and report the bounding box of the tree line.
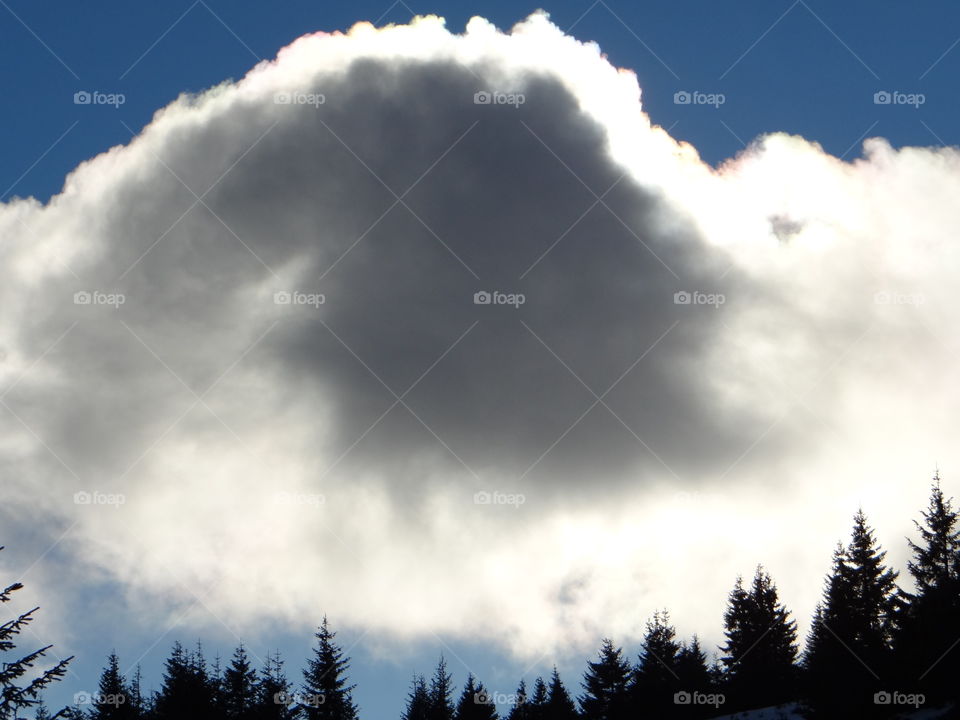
[4,473,960,719]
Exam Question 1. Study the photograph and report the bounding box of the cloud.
[3,12,960,658]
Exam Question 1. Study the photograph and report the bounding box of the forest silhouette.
[4,473,959,719]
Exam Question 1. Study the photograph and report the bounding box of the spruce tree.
[898,474,960,704]
[504,680,528,720]
[153,641,189,720]
[129,665,146,719]
[674,636,711,694]
[803,512,900,715]
[91,651,136,720]
[672,637,714,719]
[453,674,497,720]
[579,639,631,720]
[720,567,798,711]
[907,473,960,591]
[222,645,258,720]
[427,657,454,720]
[301,617,358,720]
[0,548,72,720]
[528,678,547,720]
[198,643,225,720]
[628,610,680,715]
[846,511,900,659]
[254,652,299,720]
[803,547,853,715]
[154,641,218,720]
[543,668,577,720]
[402,674,430,720]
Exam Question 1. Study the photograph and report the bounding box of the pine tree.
[301,617,358,720]
[528,678,547,720]
[402,674,430,720]
[579,639,631,720]
[908,473,960,589]
[846,511,901,658]
[129,665,146,719]
[453,674,497,720]
[897,474,960,704]
[427,657,454,720]
[199,643,225,720]
[628,610,680,716]
[672,637,714,720]
[153,641,188,719]
[91,651,136,720]
[803,511,900,716]
[803,547,852,715]
[504,680,528,720]
[154,641,218,720]
[254,651,299,720]
[720,567,798,711]
[543,668,577,720]
[674,636,711,694]
[0,547,72,720]
[222,645,258,720]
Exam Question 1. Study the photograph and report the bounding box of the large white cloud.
[3,12,960,659]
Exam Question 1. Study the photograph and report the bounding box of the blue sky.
[2,0,959,204]
[4,1,960,718]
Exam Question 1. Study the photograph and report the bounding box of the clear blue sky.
[3,1,960,718]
